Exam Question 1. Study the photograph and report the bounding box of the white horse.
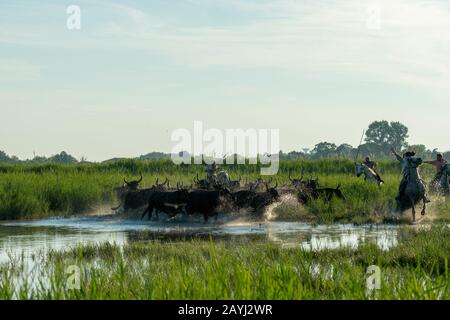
[355,163,384,186]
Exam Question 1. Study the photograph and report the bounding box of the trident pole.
[354,129,366,163]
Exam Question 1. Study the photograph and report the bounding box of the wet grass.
[0,225,448,300]
[0,159,448,224]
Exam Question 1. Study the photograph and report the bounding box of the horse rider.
[424,153,447,185]
[391,147,415,201]
[362,156,384,184]
[364,157,377,170]
[205,161,218,187]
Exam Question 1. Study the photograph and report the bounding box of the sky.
[1,0,450,161]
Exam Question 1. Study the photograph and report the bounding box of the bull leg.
[141,206,153,220]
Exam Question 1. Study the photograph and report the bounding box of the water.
[0,215,400,264]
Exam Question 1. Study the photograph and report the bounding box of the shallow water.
[0,215,399,264]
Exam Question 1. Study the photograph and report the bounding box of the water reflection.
[0,216,399,264]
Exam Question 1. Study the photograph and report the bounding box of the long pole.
[354,129,366,163]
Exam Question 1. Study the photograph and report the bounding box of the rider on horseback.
[391,147,415,200]
[364,157,377,170]
[205,161,218,188]
[424,154,447,186]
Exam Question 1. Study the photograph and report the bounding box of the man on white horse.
[364,157,377,170]
[355,156,384,186]
[424,153,447,187]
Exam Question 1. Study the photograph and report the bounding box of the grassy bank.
[0,159,448,223]
[0,225,448,300]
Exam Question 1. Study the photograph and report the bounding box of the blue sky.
[1,0,450,161]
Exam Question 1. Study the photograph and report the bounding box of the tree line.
[1,121,448,164]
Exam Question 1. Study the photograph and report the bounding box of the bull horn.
[124,178,129,185]
[155,178,159,186]
[137,174,143,183]
[111,204,121,211]
[336,183,341,190]
[163,178,169,185]
[273,180,278,189]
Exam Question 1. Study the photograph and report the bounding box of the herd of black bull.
[114,174,345,222]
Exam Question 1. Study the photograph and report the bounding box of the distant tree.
[0,151,19,163]
[31,156,48,163]
[389,121,409,150]
[139,152,171,160]
[0,150,10,162]
[358,143,386,159]
[336,144,354,158]
[406,144,432,158]
[312,142,337,159]
[49,151,78,164]
[281,151,306,160]
[365,121,409,152]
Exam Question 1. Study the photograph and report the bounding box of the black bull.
[186,190,231,221]
[232,187,280,213]
[141,190,190,220]
[141,189,230,222]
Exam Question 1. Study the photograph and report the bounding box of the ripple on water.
[0,215,399,265]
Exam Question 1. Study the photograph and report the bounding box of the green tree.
[336,144,354,158]
[0,150,11,162]
[365,121,409,152]
[312,142,337,159]
[49,151,78,164]
[406,144,431,158]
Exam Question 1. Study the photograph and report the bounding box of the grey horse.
[355,163,384,186]
[439,165,450,196]
[396,157,428,222]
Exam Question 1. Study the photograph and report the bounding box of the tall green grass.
[0,159,446,222]
[1,226,448,300]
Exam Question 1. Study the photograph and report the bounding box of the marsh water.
[0,214,401,264]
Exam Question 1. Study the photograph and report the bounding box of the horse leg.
[410,198,416,222]
[421,197,427,216]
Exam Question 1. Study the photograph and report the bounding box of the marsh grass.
[0,159,448,224]
[0,226,448,300]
